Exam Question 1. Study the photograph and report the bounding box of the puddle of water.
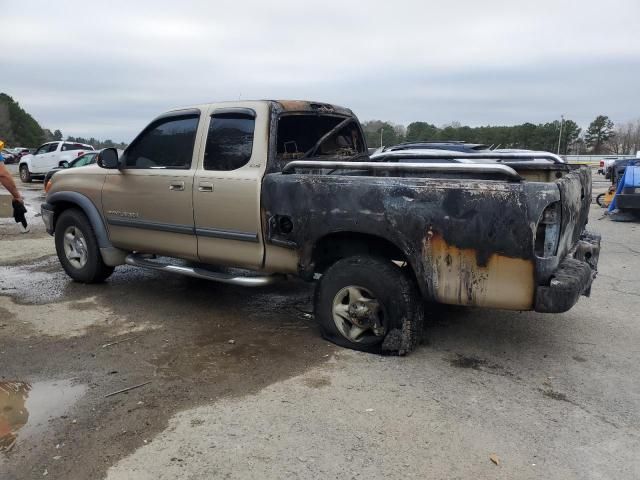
[0,379,86,452]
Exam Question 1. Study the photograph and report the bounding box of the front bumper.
[534,231,601,313]
[41,202,55,235]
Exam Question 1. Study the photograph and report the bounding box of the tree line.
[362,115,638,155]
[3,92,638,155]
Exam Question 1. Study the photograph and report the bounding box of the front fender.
[44,191,126,266]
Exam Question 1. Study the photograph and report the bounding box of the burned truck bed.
[262,159,599,313]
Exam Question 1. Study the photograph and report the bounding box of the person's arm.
[0,162,23,202]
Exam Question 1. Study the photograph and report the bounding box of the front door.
[32,142,59,173]
[102,111,202,259]
[193,103,268,269]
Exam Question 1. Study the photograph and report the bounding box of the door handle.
[198,183,214,192]
[169,181,185,191]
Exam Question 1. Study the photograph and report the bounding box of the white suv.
[19,141,94,183]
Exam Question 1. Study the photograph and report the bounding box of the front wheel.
[55,209,114,283]
[314,255,424,355]
[19,165,32,183]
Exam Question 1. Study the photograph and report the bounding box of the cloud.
[3,0,640,142]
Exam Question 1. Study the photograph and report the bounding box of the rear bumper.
[616,193,640,210]
[534,231,601,313]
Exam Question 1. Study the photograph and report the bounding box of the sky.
[2,0,640,143]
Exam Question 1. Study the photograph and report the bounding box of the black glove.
[12,200,28,228]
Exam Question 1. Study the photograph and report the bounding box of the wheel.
[19,165,32,183]
[55,209,114,283]
[314,255,424,355]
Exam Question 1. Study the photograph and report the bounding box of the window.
[71,153,97,167]
[47,143,60,153]
[62,143,92,151]
[204,113,255,171]
[124,115,199,169]
[34,144,50,155]
[276,115,364,159]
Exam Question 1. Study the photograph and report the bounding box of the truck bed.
[262,162,595,312]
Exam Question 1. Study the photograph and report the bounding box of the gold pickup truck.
[41,100,600,354]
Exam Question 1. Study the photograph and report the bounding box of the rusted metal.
[422,231,535,309]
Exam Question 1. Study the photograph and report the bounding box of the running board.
[124,254,282,287]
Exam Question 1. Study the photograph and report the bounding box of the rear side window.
[204,113,255,171]
[124,115,199,169]
[62,143,90,151]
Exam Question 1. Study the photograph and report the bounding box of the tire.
[19,165,32,183]
[55,209,114,283]
[314,255,424,355]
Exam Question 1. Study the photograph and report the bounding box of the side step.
[125,254,282,287]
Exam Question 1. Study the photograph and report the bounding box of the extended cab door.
[101,110,203,259]
[193,102,269,269]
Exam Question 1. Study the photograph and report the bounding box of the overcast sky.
[3,0,640,142]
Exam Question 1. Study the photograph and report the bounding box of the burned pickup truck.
[41,100,600,354]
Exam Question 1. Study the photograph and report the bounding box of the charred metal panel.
[261,164,595,310]
[263,174,549,306]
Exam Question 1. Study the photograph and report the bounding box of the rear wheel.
[19,165,32,183]
[314,255,424,355]
[55,209,114,283]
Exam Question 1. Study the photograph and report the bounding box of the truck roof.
[165,100,355,117]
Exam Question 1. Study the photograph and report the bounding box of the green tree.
[405,122,438,142]
[585,115,614,154]
[0,93,47,146]
[361,120,402,148]
[558,120,581,154]
[53,129,63,140]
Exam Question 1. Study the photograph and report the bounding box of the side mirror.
[98,148,119,169]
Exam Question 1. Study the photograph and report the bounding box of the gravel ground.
[1,169,639,479]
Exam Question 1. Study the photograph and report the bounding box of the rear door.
[193,102,269,269]
[101,110,203,259]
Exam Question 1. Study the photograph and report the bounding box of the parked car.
[18,141,94,182]
[1,149,18,164]
[383,141,491,153]
[371,145,565,165]
[43,150,100,192]
[41,100,600,355]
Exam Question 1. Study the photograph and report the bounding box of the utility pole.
[557,114,564,155]
[380,128,384,148]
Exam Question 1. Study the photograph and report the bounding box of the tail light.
[77,151,85,157]
[44,179,52,193]
[535,202,561,257]
[599,160,604,167]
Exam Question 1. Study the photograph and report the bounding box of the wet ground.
[1,170,639,479]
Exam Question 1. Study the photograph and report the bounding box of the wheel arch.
[19,158,32,170]
[308,231,424,295]
[47,192,126,266]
